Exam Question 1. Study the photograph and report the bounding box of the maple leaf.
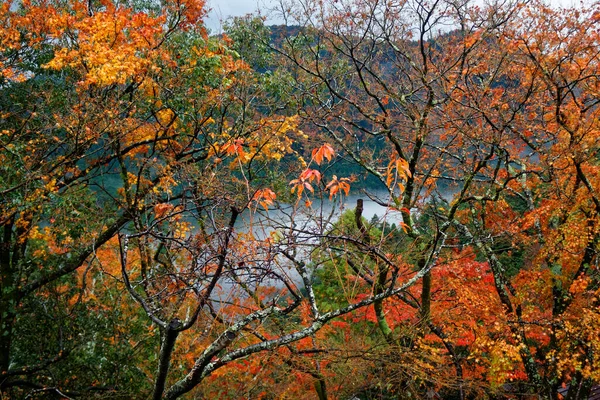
[325,175,351,199]
[311,143,335,165]
[251,188,277,210]
[299,168,322,183]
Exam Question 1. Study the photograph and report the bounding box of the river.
[236,190,403,238]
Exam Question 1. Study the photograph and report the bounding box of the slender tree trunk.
[0,305,14,376]
[152,319,182,400]
[420,268,431,321]
[0,220,15,378]
[314,377,328,400]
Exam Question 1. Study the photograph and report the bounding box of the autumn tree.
[0,0,437,398]
[0,0,212,395]
[441,2,600,397]
[242,0,600,398]
[251,0,519,396]
[4,0,598,397]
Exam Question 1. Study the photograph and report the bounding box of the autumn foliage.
[1,0,600,399]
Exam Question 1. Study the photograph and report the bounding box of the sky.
[204,0,586,33]
[205,0,279,33]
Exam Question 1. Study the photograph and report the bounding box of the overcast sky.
[204,0,585,33]
[205,0,279,33]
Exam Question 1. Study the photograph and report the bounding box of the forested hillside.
[1,0,599,399]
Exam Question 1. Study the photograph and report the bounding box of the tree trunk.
[152,319,182,400]
[0,305,15,376]
[0,220,15,377]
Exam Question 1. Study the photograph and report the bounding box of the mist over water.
[235,191,404,238]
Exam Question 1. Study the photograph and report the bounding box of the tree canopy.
[1,0,599,399]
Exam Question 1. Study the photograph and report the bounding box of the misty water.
[235,190,403,239]
[208,191,405,299]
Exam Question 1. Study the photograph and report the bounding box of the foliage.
[254,0,600,398]
[2,0,600,398]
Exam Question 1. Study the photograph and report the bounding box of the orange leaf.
[311,143,335,165]
[326,176,351,199]
[300,168,322,183]
[252,188,277,210]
